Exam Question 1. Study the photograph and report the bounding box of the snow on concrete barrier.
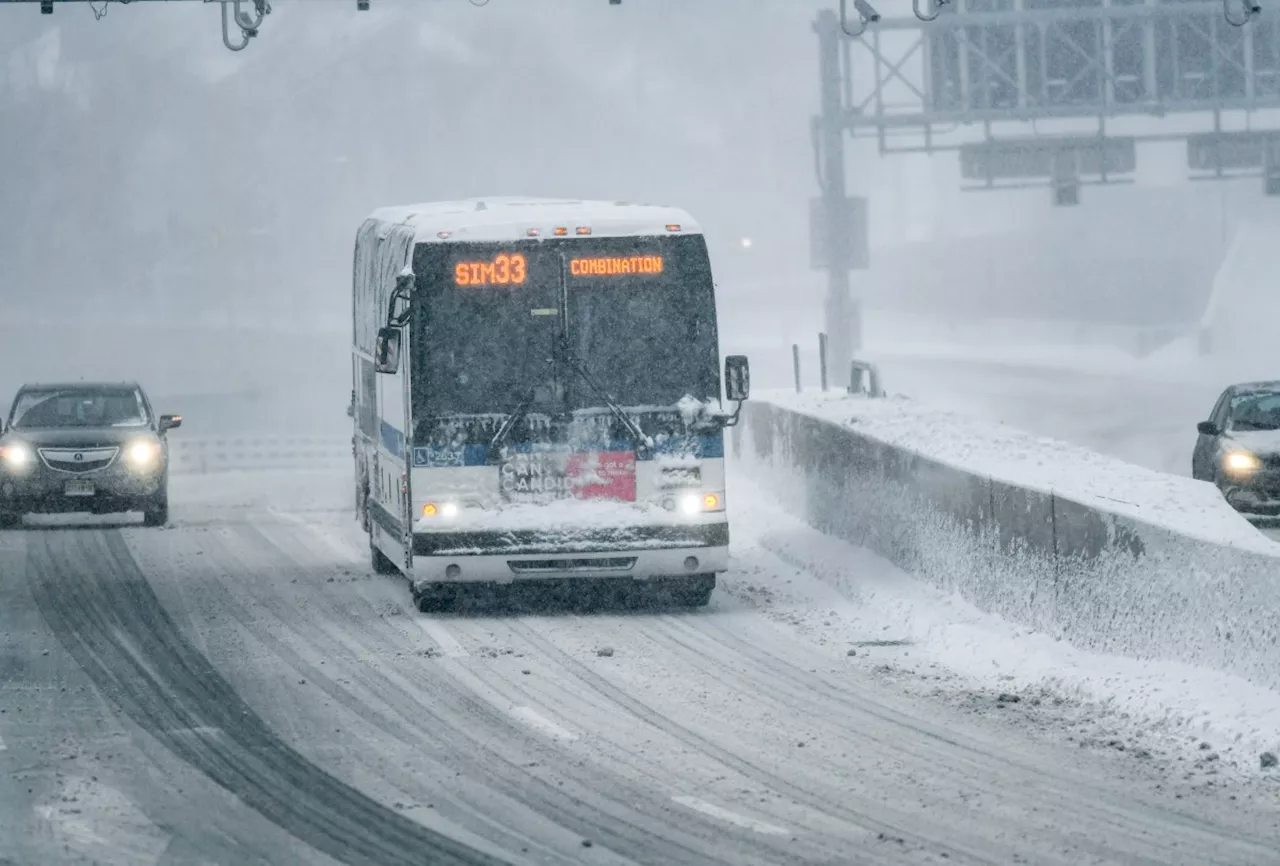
[169,435,351,476]
[733,391,1280,692]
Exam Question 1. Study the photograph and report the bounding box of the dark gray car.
[1192,381,1280,515]
[0,382,182,527]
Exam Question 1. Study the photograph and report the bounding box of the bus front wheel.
[678,574,716,607]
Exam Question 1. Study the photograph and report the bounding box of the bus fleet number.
[454,253,528,287]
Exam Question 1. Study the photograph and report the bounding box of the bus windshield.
[412,234,721,422]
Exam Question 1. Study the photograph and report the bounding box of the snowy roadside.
[766,388,1276,553]
[726,471,1280,784]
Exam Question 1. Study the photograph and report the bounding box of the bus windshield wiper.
[488,387,538,460]
[557,336,653,454]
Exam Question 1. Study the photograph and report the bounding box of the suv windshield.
[10,388,149,429]
[1229,391,1280,432]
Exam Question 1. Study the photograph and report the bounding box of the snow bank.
[732,392,1280,692]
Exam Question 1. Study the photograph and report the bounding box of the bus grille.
[508,557,637,575]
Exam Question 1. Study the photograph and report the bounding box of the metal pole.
[793,343,802,393]
[815,9,858,375]
[819,332,829,392]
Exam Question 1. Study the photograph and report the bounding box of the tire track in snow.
[671,796,791,836]
[506,619,984,865]
[168,519,769,866]
[664,595,1280,865]
[26,528,511,866]
[254,506,863,863]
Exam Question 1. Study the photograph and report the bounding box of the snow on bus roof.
[366,197,702,242]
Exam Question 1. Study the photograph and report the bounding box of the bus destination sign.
[453,252,665,287]
[454,253,528,287]
[569,256,663,277]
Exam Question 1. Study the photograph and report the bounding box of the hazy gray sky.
[2,0,1277,339]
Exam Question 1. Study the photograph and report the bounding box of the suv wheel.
[142,489,169,527]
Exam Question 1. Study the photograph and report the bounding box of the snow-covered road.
[3,468,1279,864]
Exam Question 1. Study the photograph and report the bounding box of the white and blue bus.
[351,198,750,611]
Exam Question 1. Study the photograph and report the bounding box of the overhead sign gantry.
[812,0,1280,369]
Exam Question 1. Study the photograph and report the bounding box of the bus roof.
[365,197,702,243]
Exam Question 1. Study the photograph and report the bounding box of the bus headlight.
[1,442,32,471]
[124,439,162,472]
[423,501,460,519]
[676,491,725,516]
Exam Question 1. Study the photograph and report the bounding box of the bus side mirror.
[725,355,750,402]
[375,327,402,374]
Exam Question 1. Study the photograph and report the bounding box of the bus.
[350,198,750,611]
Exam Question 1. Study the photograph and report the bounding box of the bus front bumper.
[409,522,729,586]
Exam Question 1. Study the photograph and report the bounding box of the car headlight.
[124,439,162,471]
[1224,450,1262,473]
[0,442,32,471]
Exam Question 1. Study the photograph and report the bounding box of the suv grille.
[38,447,119,474]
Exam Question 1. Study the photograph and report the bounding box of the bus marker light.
[526,228,540,237]
[665,224,681,232]
[554,227,568,236]
[575,226,592,235]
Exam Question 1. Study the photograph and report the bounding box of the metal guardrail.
[169,435,351,475]
[792,333,886,397]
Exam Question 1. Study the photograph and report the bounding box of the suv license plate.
[65,480,95,497]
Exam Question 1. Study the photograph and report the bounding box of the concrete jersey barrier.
[733,392,1280,693]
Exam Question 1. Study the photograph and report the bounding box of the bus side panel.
[352,352,378,522]
[355,224,417,572]
[370,360,409,571]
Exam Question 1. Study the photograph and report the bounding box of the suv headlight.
[1224,450,1262,473]
[0,442,32,471]
[124,438,162,472]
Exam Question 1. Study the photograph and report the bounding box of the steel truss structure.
[810,0,1280,370]
[842,0,1280,174]
[0,0,623,52]
[861,2,1280,133]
